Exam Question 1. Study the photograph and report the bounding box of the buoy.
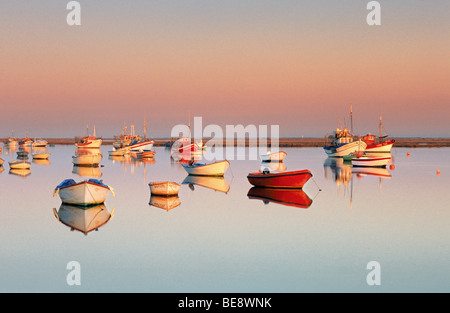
[437,170,441,175]
[390,164,395,170]
[407,152,410,157]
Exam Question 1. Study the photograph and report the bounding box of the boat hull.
[364,140,394,153]
[247,169,312,189]
[75,138,103,148]
[32,153,50,159]
[324,140,367,157]
[9,161,31,169]
[128,140,154,151]
[182,160,230,176]
[56,181,112,206]
[351,156,392,168]
[149,181,181,196]
[260,151,287,162]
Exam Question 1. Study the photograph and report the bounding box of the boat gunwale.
[247,169,312,179]
[57,180,110,191]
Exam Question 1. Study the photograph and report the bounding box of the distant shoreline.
[3,137,450,148]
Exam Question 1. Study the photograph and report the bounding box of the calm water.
[0,145,449,292]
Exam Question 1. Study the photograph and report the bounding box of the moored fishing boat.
[32,138,48,147]
[259,151,287,162]
[247,187,313,209]
[247,169,312,189]
[136,150,156,159]
[149,181,181,196]
[182,160,230,176]
[53,179,114,206]
[351,155,392,168]
[323,128,367,157]
[362,115,395,154]
[0,158,4,166]
[75,126,102,148]
[9,160,31,169]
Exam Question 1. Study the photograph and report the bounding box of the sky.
[1,0,449,138]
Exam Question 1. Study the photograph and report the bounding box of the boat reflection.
[247,187,313,209]
[72,165,102,177]
[9,168,31,177]
[53,203,115,235]
[149,195,181,211]
[323,157,352,187]
[182,175,230,193]
[259,161,287,173]
[33,159,51,166]
[352,166,392,179]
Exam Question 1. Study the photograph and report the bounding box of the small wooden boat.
[72,154,102,166]
[247,187,313,209]
[182,160,230,176]
[108,147,129,156]
[149,181,181,196]
[0,158,4,166]
[9,160,31,169]
[259,151,287,162]
[32,138,48,147]
[32,152,50,159]
[149,195,181,211]
[136,150,156,159]
[351,156,391,168]
[53,179,114,206]
[247,169,312,189]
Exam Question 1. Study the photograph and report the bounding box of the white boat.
[75,136,103,149]
[324,131,367,157]
[351,156,392,168]
[32,152,50,159]
[128,139,154,152]
[32,138,48,147]
[259,151,287,162]
[72,154,102,166]
[53,179,114,206]
[182,160,230,176]
[149,181,181,196]
[9,160,31,169]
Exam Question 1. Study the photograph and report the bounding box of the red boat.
[247,169,313,189]
[247,187,312,209]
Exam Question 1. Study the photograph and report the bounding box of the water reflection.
[259,161,287,173]
[149,195,181,211]
[9,168,31,178]
[182,175,230,193]
[53,203,115,235]
[247,187,313,209]
[323,157,352,187]
[72,165,102,177]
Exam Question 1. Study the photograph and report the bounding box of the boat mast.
[350,104,353,136]
[379,114,383,137]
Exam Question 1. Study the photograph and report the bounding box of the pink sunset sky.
[1,1,449,138]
